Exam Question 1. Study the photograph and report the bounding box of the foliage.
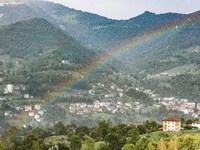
[121,144,135,150]
[69,135,82,150]
[1,120,200,149]
[83,135,95,150]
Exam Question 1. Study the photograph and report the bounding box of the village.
[0,76,199,126]
[0,83,45,123]
[67,81,200,120]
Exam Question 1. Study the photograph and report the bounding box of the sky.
[48,0,200,19]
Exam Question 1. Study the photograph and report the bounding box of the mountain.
[0,1,199,75]
[0,18,96,97]
[0,0,199,129]
[1,0,199,73]
[0,18,94,63]
[122,11,200,75]
[0,0,199,98]
[0,0,186,50]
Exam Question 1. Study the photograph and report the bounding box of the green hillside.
[0,0,186,50]
[0,18,95,96]
[0,18,94,63]
[2,120,200,150]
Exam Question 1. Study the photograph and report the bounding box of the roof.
[162,117,181,122]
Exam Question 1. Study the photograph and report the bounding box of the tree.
[121,144,135,150]
[53,121,66,135]
[69,135,82,150]
[193,134,200,150]
[127,128,140,144]
[97,120,111,140]
[105,133,126,150]
[137,125,146,134]
[83,135,95,150]
[76,126,90,139]
[178,135,195,150]
[57,143,70,150]
[157,138,167,150]
[147,141,156,150]
[167,135,178,150]
[97,143,108,150]
[135,138,150,150]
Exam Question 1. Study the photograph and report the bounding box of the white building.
[24,105,33,112]
[34,114,40,119]
[93,101,101,108]
[118,93,124,97]
[4,111,13,117]
[28,111,35,117]
[38,110,45,116]
[192,122,200,129]
[24,94,30,99]
[4,84,14,93]
[163,118,181,132]
[34,104,41,110]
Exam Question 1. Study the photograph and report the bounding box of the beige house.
[163,117,181,132]
[24,105,33,112]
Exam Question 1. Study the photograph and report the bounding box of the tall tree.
[167,136,178,150]
[147,141,156,150]
[178,135,195,150]
[69,135,82,150]
[121,144,136,150]
[157,138,167,150]
[105,133,126,150]
[193,134,200,150]
[83,135,95,150]
[135,138,150,150]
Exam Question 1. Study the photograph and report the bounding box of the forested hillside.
[0,0,199,141]
[0,18,95,97]
[1,120,200,150]
[0,0,186,50]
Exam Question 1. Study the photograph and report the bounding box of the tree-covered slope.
[110,11,200,75]
[0,0,186,50]
[0,18,94,64]
[0,18,96,97]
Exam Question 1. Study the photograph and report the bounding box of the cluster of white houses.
[1,82,200,129]
[134,86,200,118]
[3,84,33,99]
[69,101,133,115]
[3,103,45,123]
[24,104,45,122]
[88,83,124,98]
[158,97,199,118]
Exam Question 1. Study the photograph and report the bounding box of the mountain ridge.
[0,17,95,63]
[0,0,193,50]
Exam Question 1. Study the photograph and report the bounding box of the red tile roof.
[162,117,181,122]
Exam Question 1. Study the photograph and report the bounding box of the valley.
[0,1,199,149]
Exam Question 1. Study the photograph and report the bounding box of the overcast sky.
[48,0,200,19]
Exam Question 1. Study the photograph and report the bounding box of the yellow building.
[163,117,181,132]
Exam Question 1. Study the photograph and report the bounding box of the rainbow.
[0,12,200,146]
[42,12,200,107]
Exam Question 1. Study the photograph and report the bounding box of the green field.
[141,130,200,142]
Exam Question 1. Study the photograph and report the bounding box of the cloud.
[48,0,200,19]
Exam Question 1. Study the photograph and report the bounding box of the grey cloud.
[48,0,200,19]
